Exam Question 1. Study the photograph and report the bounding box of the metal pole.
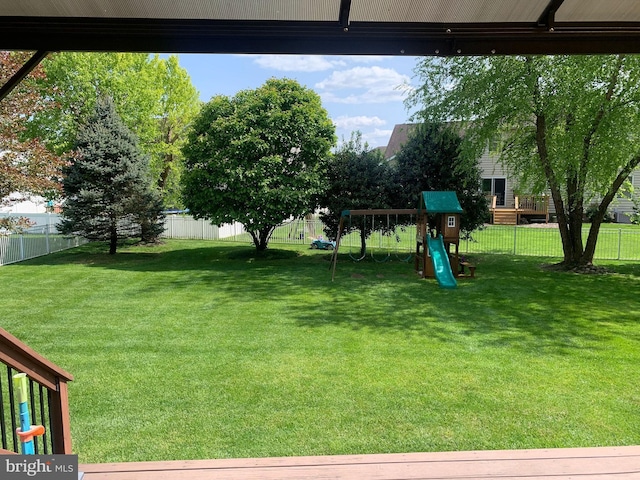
[45,224,50,254]
[618,228,622,260]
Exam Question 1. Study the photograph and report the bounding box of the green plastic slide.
[426,234,457,289]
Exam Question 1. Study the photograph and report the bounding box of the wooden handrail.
[489,195,548,213]
[0,328,74,454]
[515,195,549,213]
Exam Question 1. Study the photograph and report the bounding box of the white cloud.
[333,115,386,129]
[248,55,385,73]
[250,55,347,72]
[316,66,413,104]
[362,128,394,147]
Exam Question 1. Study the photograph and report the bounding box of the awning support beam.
[539,0,566,30]
[339,0,352,29]
[0,50,49,103]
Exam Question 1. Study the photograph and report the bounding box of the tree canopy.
[409,55,640,267]
[182,78,335,252]
[319,132,392,257]
[0,51,65,203]
[391,123,489,235]
[27,52,200,206]
[60,96,164,254]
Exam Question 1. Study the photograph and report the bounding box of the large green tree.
[27,52,200,206]
[410,55,640,268]
[392,123,489,235]
[149,55,201,208]
[60,96,165,254]
[319,132,393,258]
[1,51,65,202]
[182,78,335,252]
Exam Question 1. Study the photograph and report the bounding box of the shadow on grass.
[21,243,640,355]
[288,254,640,355]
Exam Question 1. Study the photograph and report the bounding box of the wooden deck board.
[80,445,640,479]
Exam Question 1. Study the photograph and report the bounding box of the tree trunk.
[109,225,117,255]
[158,156,172,191]
[534,111,579,266]
[582,154,640,263]
[569,54,625,266]
[359,229,367,258]
[250,226,275,252]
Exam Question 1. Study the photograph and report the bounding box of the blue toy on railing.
[13,372,46,454]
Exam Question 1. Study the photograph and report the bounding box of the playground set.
[329,191,471,288]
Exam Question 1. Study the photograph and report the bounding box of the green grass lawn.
[2,240,640,463]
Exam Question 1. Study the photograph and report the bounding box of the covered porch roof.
[2,0,640,56]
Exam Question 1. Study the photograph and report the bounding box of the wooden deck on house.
[80,445,640,479]
[490,195,550,225]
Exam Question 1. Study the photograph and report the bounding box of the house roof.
[384,124,418,160]
[2,1,640,55]
[420,191,463,214]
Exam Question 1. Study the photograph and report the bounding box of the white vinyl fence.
[162,216,640,261]
[162,215,247,240]
[161,215,319,246]
[3,213,639,265]
[0,223,88,266]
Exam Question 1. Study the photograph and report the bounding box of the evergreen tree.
[60,96,164,254]
[319,132,393,257]
[392,123,490,235]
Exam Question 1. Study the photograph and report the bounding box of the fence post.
[513,226,517,255]
[618,228,622,260]
[19,234,25,260]
[45,224,50,254]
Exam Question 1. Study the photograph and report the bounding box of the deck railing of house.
[0,328,73,455]
[488,194,549,224]
[515,194,549,214]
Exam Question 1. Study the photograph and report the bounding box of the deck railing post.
[48,380,72,454]
[0,329,74,455]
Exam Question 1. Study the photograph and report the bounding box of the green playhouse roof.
[420,191,463,214]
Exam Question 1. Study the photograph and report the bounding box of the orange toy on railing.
[13,373,46,454]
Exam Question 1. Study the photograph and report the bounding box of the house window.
[482,177,507,206]
[448,216,456,228]
[482,178,492,195]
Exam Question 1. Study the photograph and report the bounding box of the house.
[383,124,640,224]
[1,193,48,214]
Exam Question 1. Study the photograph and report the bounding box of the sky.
[173,54,422,149]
